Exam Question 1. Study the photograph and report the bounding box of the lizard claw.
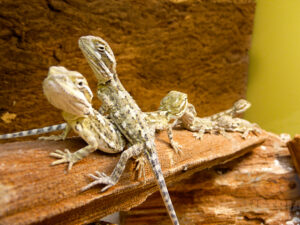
[135,155,147,180]
[171,141,182,154]
[193,132,204,140]
[50,149,78,171]
[81,171,116,192]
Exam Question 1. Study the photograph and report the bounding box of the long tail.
[0,123,66,139]
[146,149,180,225]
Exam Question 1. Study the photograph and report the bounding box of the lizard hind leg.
[82,143,144,192]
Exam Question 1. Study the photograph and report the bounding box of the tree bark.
[0,130,265,225]
[122,133,299,224]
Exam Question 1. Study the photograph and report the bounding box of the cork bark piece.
[0,0,255,139]
[0,130,265,225]
[122,133,299,224]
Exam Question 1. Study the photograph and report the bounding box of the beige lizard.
[79,35,180,225]
[178,97,260,139]
[156,91,258,139]
[41,66,127,170]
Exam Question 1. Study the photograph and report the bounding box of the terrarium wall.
[0,0,255,136]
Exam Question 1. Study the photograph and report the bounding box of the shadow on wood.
[0,130,266,225]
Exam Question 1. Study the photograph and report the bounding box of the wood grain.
[0,130,265,225]
[123,133,299,224]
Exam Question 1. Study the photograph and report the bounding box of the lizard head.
[79,35,116,84]
[159,91,188,118]
[43,66,94,117]
[233,99,251,114]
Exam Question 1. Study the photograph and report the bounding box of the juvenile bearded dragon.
[79,36,180,225]
[41,66,127,170]
[177,97,259,139]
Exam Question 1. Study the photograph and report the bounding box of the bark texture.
[122,133,300,225]
[0,0,255,138]
[0,130,265,225]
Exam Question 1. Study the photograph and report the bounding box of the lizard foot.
[193,132,204,140]
[39,134,64,141]
[50,149,79,171]
[170,141,182,154]
[135,155,147,180]
[81,171,116,192]
[241,129,261,139]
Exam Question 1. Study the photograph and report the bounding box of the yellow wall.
[245,0,300,135]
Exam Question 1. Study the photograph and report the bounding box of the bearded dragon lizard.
[41,66,127,170]
[178,97,259,139]
[79,35,180,225]
[0,92,187,156]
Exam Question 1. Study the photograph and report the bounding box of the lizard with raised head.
[0,93,186,150]
[177,97,259,139]
[78,35,180,225]
[0,87,187,182]
[41,66,127,170]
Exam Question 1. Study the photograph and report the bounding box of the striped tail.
[146,149,180,225]
[0,123,67,139]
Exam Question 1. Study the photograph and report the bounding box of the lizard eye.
[97,45,105,52]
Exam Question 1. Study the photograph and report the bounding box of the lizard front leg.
[82,143,143,192]
[50,143,97,171]
[50,122,99,171]
[167,126,182,154]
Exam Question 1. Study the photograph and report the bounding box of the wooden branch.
[0,130,266,225]
[123,132,299,224]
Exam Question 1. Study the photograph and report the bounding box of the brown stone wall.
[0,0,255,136]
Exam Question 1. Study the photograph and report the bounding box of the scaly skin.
[215,115,261,138]
[207,99,251,121]
[178,98,259,139]
[42,66,126,170]
[157,91,217,140]
[145,90,188,153]
[0,123,67,139]
[79,36,180,225]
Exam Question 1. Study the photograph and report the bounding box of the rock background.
[0,0,255,137]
